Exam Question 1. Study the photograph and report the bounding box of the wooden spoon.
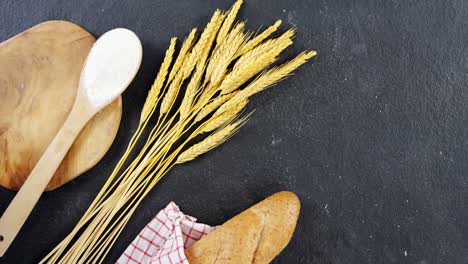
[0,28,142,256]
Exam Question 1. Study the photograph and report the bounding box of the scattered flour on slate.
[271,136,283,146]
[287,11,297,27]
[282,9,297,27]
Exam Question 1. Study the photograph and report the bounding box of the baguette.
[185,191,300,263]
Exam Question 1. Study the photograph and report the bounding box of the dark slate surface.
[1,0,468,263]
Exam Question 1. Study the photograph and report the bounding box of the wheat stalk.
[42,1,316,262]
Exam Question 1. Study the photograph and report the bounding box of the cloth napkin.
[117,202,214,264]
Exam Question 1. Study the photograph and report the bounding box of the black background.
[1,0,468,263]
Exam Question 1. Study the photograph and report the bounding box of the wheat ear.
[201,99,247,132]
[216,50,316,116]
[182,10,225,78]
[206,22,246,87]
[179,11,225,118]
[195,91,238,121]
[218,29,295,95]
[176,117,247,164]
[160,10,224,114]
[179,64,208,119]
[140,38,177,121]
[238,20,282,56]
[217,0,243,45]
[167,29,197,84]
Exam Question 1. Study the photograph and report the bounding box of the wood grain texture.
[0,20,122,191]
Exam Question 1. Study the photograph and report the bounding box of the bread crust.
[185,191,301,264]
[185,210,263,263]
[251,191,301,264]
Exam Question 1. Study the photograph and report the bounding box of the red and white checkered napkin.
[117,202,214,264]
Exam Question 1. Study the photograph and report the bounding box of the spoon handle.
[0,102,92,257]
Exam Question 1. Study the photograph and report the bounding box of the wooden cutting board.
[0,21,122,191]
